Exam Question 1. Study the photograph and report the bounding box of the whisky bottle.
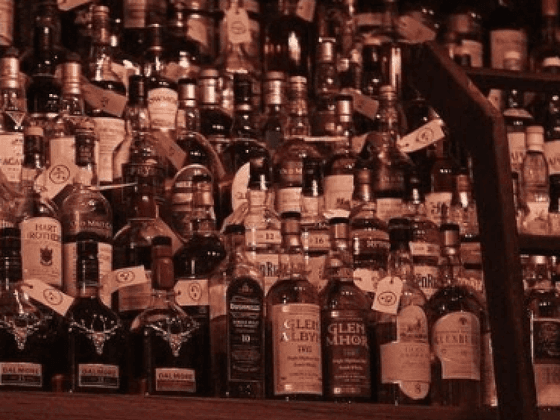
[261,71,288,153]
[67,236,127,393]
[320,217,374,402]
[0,226,60,391]
[427,222,484,407]
[266,212,322,400]
[375,218,430,405]
[130,236,201,396]
[525,254,560,408]
[311,37,339,137]
[209,224,266,398]
[17,125,62,288]
[350,167,390,300]
[530,0,560,73]
[61,120,113,299]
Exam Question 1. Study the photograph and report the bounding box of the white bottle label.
[187,18,209,49]
[155,368,196,393]
[94,117,125,183]
[0,362,42,388]
[324,174,354,211]
[50,136,75,166]
[123,0,147,28]
[78,364,119,389]
[20,217,62,287]
[63,242,112,299]
[21,279,74,317]
[0,133,23,185]
[432,312,481,380]
[508,131,526,174]
[271,303,322,396]
[276,187,302,214]
[376,198,403,223]
[147,88,179,131]
[174,279,209,307]
[425,192,452,226]
[380,305,430,399]
[545,140,560,176]
[372,276,403,315]
[398,119,446,153]
[490,30,527,70]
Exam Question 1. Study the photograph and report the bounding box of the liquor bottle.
[121,0,167,62]
[182,0,216,67]
[520,126,550,235]
[427,222,484,407]
[530,0,560,73]
[129,236,201,396]
[264,0,314,82]
[503,50,533,176]
[550,176,560,235]
[300,157,330,291]
[512,172,529,231]
[266,212,322,400]
[198,68,233,157]
[61,120,113,299]
[375,217,430,404]
[0,0,13,55]
[208,223,266,398]
[402,170,440,300]
[85,6,127,188]
[272,76,322,215]
[144,23,179,140]
[320,216,374,402]
[350,167,390,299]
[17,125,62,288]
[324,95,357,212]
[261,71,288,153]
[113,183,178,326]
[311,37,339,137]
[525,254,560,408]
[0,226,60,391]
[0,49,25,190]
[67,236,127,393]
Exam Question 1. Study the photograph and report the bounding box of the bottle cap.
[335,94,353,117]
[317,37,336,63]
[178,78,197,102]
[379,85,397,101]
[0,54,19,90]
[503,51,522,71]
[329,217,350,241]
[264,72,286,105]
[234,74,253,104]
[152,236,175,290]
[62,58,82,95]
[92,5,111,45]
[526,126,545,150]
[281,212,302,235]
[199,68,220,79]
[440,223,460,248]
[530,255,549,266]
[146,23,165,51]
[543,57,560,68]
[248,155,271,190]
[455,174,471,193]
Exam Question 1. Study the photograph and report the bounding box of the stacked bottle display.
[0,0,559,410]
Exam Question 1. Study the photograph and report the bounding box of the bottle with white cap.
[521,125,550,235]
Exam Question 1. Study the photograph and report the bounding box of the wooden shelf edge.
[0,391,501,420]
[518,234,560,255]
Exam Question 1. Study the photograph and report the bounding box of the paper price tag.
[152,131,187,170]
[296,0,316,22]
[348,91,379,120]
[396,16,437,43]
[372,276,403,314]
[81,78,127,118]
[187,19,209,47]
[22,280,74,317]
[36,158,80,201]
[100,266,149,301]
[398,119,446,153]
[231,162,250,211]
[57,0,91,11]
[226,6,252,44]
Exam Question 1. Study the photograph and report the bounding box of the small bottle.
[208,224,266,398]
[320,217,374,402]
[521,125,550,235]
[266,212,322,400]
[311,37,339,138]
[261,71,288,153]
[375,218,430,405]
[427,222,484,407]
[67,236,127,393]
[525,254,560,408]
[129,236,201,396]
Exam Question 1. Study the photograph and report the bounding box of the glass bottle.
[530,0,560,73]
[85,5,127,188]
[311,37,339,138]
[550,176,560,235]
[300,157,330,291]
[266,212,322,400]
[324,95,357,212]
[61,120,113,300]
[521,125,550,235]
[208,224,266,398]
[350,167,390,300]
[402,170,440,300]
[0,0,13,55]
[0,226,60,391]
[320,216,374,402]
[129,236,201,396]
[67,236,127,393]
[426,222,484,407]
[260,71,288,153]
[17,125,62,288]
[525,254,560,408]
[375,218,430,404]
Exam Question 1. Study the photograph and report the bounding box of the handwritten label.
[81,78,127,118]
[22,279,74,316]
[372,276,403,315]
[296,0,316,22]
[100,266,149,302]
[187,19,208,47]
[152,131,187,170]
[347,91,379,120]
[57,0,91,11]
[396,16,437,43]
[36,158,80,200]
[398,119,446,153]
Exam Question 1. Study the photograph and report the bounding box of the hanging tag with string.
[372,275,403,315]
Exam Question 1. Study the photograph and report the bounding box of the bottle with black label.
[67,235,127,393]
[320,217,375,402]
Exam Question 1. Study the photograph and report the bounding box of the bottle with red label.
[266,212,322,400]
[320,216,375,402]
[374,217,431,405]
[426,222,484,407]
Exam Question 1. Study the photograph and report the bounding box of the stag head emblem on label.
[71,315,121,355]
[149,319,200,358]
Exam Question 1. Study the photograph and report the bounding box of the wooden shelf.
[519,235,560,255]
[0,392,500,420]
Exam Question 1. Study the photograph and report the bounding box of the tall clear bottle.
[375,218,430,404]
[266,212,322,400]
[129,236,201,396]
[320,217,374,402]
[208,224,266,398]
[426,222,484,407]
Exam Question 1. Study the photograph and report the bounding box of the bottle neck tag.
[57,0,92,12]
[296,0,316,22]
[397,119,446,153]
[372,275,403,315]
[152,131,187,171]
[81,77,127,118]
[396,15,437,44]
[35,158,80,201]
[343,89,379,120]
[21,279,75,317]
[226,4,252,45]
[99,266,149,303]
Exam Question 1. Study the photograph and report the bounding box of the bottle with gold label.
[374,218,430,405]
[266,212,322,400]
[426,222,484,407]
